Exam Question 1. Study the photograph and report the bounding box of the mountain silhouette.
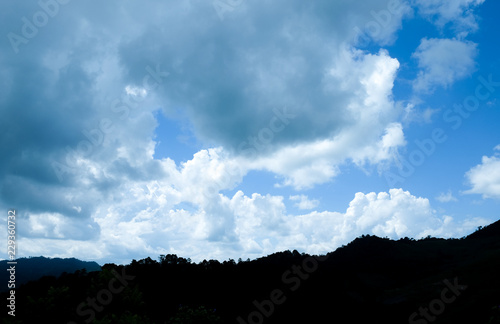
[2,220,499,323]
[0,256,101,293]
[467,218,500,239]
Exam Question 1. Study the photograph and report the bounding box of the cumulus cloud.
[412,38,477,93]
[23,212,99,240]
[412,0,485,36]
[243,49,405,189]
[0,0,410,218]
[0,0,489,264]
[285,189,487,255]
[7,180,490,264]
[464,147,500,199]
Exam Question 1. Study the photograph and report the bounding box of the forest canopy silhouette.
[2,219,500,323]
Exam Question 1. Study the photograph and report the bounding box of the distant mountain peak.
[0,256,101,292]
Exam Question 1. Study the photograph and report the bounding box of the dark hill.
[2,220,500,324]
[0,256,101,293]
[467,218,500,239]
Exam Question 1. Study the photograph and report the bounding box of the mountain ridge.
[0,256,101,293]
[2,219,499,323]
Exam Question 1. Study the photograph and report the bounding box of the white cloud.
[24,212,99,240]
[335,189,485,239]
[436,190,458,202]
[125,85,147,97]
[412,0,485,36]
[245,49,405,189]
[464,147,500,199]
[8,182,489,263]
[0,0,411,209]
[289,195,320,210]
[0,0,490,265]
[412,38,477,93]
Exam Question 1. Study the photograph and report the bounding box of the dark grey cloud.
[115,0,407,152]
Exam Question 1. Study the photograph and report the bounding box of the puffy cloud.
[0,0,410,223]
[244,49,405,189]
[464,147,500,199]
[346,189,437,237]
[412,38,477,93]
[1,3,406,174]
[289,195,320,210]
[0,0,489,264]
[23,212,99,240]
[8,183,488,263]
[284,189,487,254]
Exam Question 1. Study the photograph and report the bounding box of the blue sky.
[1,0,499,265]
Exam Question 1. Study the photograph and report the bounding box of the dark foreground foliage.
[2,219,500,324]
